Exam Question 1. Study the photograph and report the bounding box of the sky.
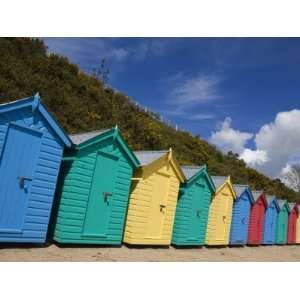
[43,38,300,182]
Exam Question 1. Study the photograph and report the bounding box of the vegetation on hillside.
[0,37,299,202]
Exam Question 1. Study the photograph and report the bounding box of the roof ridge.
[0,95,32,108]
[70,128,111,136]
[134,150,168,153]
[181,165,204,169]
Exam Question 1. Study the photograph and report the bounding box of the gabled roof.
[181,165,215,191]
[233,184,249,198]
[211,176,228,190]
[0,93,72,147]
[181,165,205,180]
[70,129,109,145]
[266,195,280,211]
[134,150,169,166]
[252,190,263,202]
[134,149,185,183]
[211,176,236,199]
[266,195,275,206]
[233,184,255,203]
[288,202,298,212]
[71,127,139,168]
[277,199,291,213]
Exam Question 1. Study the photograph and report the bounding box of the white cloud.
[209,117,253,154]
[253,109,300,177]
[133,39,169,61]
[186,113,216,121]
[171,74,221,105]
[239,149,269,166]
[209,110,300,179]
[107,47,129,62]
[167,107,216,121]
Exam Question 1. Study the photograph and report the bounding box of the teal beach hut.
[172,165,215,246]
[275,199,290,245]
[53,127,139,245]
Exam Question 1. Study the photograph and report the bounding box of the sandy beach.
[0,243,300,262]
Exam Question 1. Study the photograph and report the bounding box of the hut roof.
[277,199,290,211]
[181,165,205,180]
[134,150,169,166]
[211,176,228,189]
[69,129,109,145]
[0,93,72,147]
[266,195,276,206]
[288,202,297,211]
[252,190,263,202]
[233,184,249,198]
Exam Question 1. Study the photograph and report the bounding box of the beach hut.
[0,94,72,243]
[296,205,300,244]
[53,127,139,245]
[229,185,254,245]
[287,203,299,244]
[172,165,215,246]
[262,196,280,245]
[205,176,236,246]
[275,199,290,245]
[123,150,185,245]
[247,191,267,245]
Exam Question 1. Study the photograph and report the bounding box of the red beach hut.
[287,203,299,244]
[248,191,267,245]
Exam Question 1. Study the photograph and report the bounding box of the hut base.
[53,237,122,245]
[123,237,171,246]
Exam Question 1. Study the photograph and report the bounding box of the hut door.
[216,192,229,242]
[267,207,275,241]
[239,197,248,241]
[290,212,296,239]
[146,172,170,239]
[0,124,41,233]
[256,202,263,241]
[190,182,205,240]
[82,151,118,238]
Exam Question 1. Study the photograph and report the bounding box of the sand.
[0,243,300,261]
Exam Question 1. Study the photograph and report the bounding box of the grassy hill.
[0,37,298,202]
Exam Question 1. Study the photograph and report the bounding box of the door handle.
[223,216,226,222]
[160,204,166,212]
[102,192,112,203]
[18,176,32,189]
[197,210,201,217]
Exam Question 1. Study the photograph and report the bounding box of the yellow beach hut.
[296,205,300,244]
[123,149,186,245]
[205,176,236,246]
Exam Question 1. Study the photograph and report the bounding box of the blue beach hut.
[229,185,254,245]
[262,196,280,245]
[0,94,72,243]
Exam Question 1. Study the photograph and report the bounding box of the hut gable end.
[54,128,137,245]
[0,94,70,243]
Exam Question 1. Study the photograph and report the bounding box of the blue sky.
[43,38,300,181]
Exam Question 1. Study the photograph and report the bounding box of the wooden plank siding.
[124,157,182,245]
[172,172,214,246]
[0,105,65,243]
[205,181,236,246]
[296,207,300,244]
[53,134,135,245]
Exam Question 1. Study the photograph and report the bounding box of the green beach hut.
[275,199,290,245]
[53,127,139,245]
[172,165,215,246]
